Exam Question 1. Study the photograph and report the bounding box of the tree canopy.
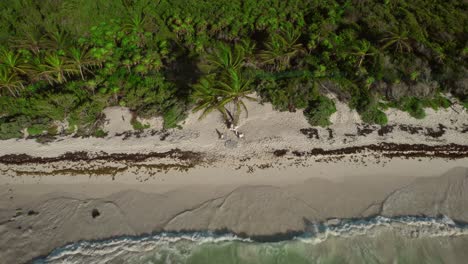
[0,0,466,139]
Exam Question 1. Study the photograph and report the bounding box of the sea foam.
[34,216,468,264]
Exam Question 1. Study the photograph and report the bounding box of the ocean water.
[34,216,468,264]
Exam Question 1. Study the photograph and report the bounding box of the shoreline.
[1,162,468,263]
[1,100,467,263]
[32,215,468,263]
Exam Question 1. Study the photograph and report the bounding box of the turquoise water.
[35,217,468,264]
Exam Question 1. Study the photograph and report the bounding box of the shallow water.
[34,217,468,264]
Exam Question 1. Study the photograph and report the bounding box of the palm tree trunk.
[225,108,234,127]
[79,66,85,80]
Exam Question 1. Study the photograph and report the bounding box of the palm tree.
[194,43,257,126]
[123,11,147,33]
[214,68,256,126]
[123,11,150,47]
[258,28,304,71]
[68,47,96,80]
[199,43,246,74]
[193,69,256,126]
[349,40,375,68]
[39,53,79,84]
[11,32,44,55]
[0,68,24,97]
[43,30,71,52]
[192,76,227,121]
[380,29,413,53]
[0,48,27,75]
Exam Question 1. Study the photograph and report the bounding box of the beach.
[1,98,468,263]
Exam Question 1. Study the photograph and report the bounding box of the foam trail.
[35,216,468,264]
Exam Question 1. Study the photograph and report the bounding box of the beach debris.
[325,218,341,226]
[215,129,224,139]
[424,124,446,138]
[399,125,423,135]
[326,128,334,139]
[27,210,39,216]
[378,125,395,136]
[357,124,376,136]
[224,139,238,149]
[228,123,244,138]
[300,128,320,139]
[273,149,288,157]
[91,209,100,219]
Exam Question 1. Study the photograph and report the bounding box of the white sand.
[0,96,467,263]
[0,95,466,159]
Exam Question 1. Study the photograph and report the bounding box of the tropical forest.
[0,0,467,139]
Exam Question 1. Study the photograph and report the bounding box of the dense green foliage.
[388,94,452,119]
[304,95,337,127]
[361,104,388,125]
[0,0,466,139]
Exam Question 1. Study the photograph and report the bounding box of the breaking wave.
[34,216,468,264]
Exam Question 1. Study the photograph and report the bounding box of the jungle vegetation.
[0,0,466,139]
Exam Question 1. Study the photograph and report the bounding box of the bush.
[256,75,314,112]
[47,125,59,136]
[0,116,31,140]
[94,129,108,138]
[303,95,337,127]
[0,121,24,139]
[131,119,150,130]
[67,95,107,136]
[421,94,452,110]
[360,105,388,125]
[398,97,426,119]
[163,104,187,129]
[27,124,48,137]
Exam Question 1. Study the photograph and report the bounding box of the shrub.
[27,124,48,137]
[163,104,187,129]
[256,75,314,112]
[421,95,452,110]
[0,116,30,140]
[360,105,388,125]
[303,95,337,127]
[459,97,468,110]
[0,121,24,139]
[131,119,150,130]
[399,97,426,119]
[67,96,107,136]
[94,129,108,138]
[47,125,59,136]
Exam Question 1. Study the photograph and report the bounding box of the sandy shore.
[1,98,467,263]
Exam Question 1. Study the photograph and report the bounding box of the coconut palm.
[193,69,256,126]
[192,76,227,121]
[349,40,375,68]
[199,43,246,74]
[43,30,71,52]
[380,29,413,53]
[214,68,256,126]
[0,48,27,75]
[39,53,79,84]
[0,68,24,97]
[68,47,96,80]
[123,11,151,47]
[11,32,44,55]
[123,11,146,33]
[258,28,304,71]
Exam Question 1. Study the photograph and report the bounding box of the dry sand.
[0,96,467,263]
